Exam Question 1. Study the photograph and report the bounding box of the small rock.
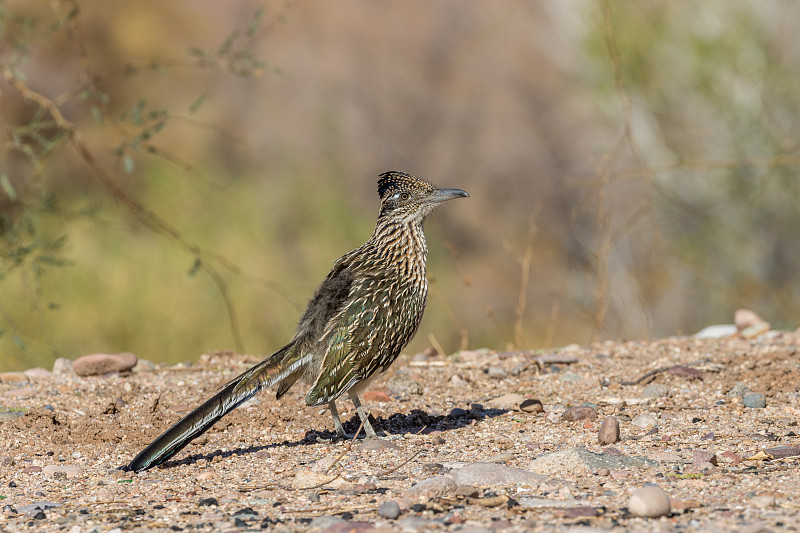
[563,506,599,518]
[132,359,156,372]
[527,447,656,475]
[16,501,60,515]
[534,352,579,365]
[641,383,669,398]
[357,438,398,452]
[73,352,137,376]
[763,446,800,459]
[735,308,764,330]
[741,321,770,339]
[520,398,544,414]
[667,366,703,380]
[23,368,52,381]
[309,516,344,530]
[628,484,671,518]
[451,462,544,487]
[362,390,391,403]
[692,450,717,467]
[22,466,42,474]
[403,475,456,501]
[387,373,422,395]
[486,366,507,379]
[558,371,581,383]
[750,494,776,509]
[488,393,525,409]
[449,374,468,387]
[3,387,38,399]
[598,416,620,444]
[52,358,76,376]
[378,500,400,519]
[743,393,767,409]
[694,324,737,339]
[454,485,479,498]
[0,372,29,385]
[292,469,351,490]
[562,406,597,422]
[197,497,218,507]
[485,452,515,464]
[631,413,658,429]
[727,382,750,399]
[719,451,743,464]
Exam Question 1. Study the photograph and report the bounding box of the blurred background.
[1,1,799,372]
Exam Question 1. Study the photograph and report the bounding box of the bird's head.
[377,171,468,222]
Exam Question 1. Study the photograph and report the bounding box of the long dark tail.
[126,342,309,472]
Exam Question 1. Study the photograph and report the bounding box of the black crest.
[377,171,431,200]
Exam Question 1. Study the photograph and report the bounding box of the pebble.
[73,352,138,376]
[558,371,581,383]
[598,416,620,444]
[357,438,398,452]
[0,372,29,385]
[763,446,800,459]
[449,374,469,387]
[628,484,671,518]
[642,383,669,398]
[485,452,515,464]
[719,451,743,464]
[132,359,156,372]
[22,466,42,474]
[727,382,750,399]
[362,390,391,403]
[735,308,764,330]
[527,447,656,475]
[292,469,351,490]
[692,450,717,467]
[520,398,544,414]
[487,393,525,409]
[451,462,545,487]
[402,475,456,500]
[750,494,776,508]
[52,358,76,376]
[743,393,766,408]
[562,406,597,422]
[387,373,422,395]
[534,352,579,365]
[3,388,38,399]
[23,368,52,381]
[741,321,770,339]
[487,366,507,379]
[694,324,737,339]
[42,464,83,478]
[378,500,401,519]
[631,413,658,429]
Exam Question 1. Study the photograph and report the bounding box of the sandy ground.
[2,327,799,532]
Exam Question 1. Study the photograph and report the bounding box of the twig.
[620,359,711,386]
[377,449,422,478]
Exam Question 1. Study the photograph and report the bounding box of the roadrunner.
[127,171,468,472]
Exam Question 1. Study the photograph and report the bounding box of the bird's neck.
[371,217,428,265]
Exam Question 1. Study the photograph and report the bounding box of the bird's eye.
[399,192,410,201]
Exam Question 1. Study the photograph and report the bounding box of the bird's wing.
[304,272,396,406]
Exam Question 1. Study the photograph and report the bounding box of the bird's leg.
[348,391,378,438]
[328,400,347,438]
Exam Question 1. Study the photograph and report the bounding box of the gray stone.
[387,373,422,395]
[743,393,767,408]
[17,501,60,514]
[641,383,669,398]
[558,371,581,383]
[451,462,545,487]
[694,324,737,339]
[527,447,657,475]
[52,358,76,376]
[378,500,401,519]
[631,413,658,429]
[628,484,671,517]
[487,366,507,379]
[308,515,344,530]
[403,475,456,500]
[727,382,750,398]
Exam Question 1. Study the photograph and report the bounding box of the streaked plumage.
[126,171,468,472]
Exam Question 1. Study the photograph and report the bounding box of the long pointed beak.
[429,188,469,203]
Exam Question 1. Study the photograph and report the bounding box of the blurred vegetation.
[1,1,798,372]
